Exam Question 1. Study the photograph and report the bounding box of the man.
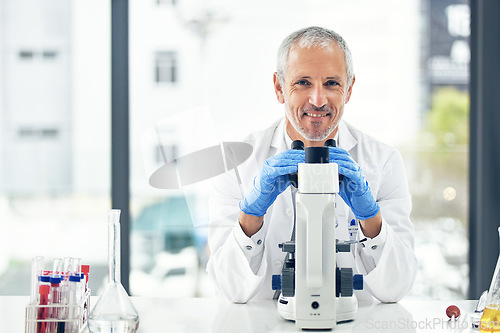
[207,26,417,304]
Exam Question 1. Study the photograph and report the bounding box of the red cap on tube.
[39,285,50,295]
[81,264,90,284]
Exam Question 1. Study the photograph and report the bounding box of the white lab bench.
[1,295,479,332]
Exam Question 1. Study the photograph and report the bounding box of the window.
[18,50,59,61]
[42,50,58,60]
[0,0,111,296]
[155,51,177,84]
[1,0,471,301]
[17,127,59,139]
[130,0,470,300]
[18,51,34,60]
[157,0,177,5]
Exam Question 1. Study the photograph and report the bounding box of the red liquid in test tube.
[37,285,50,333]
[49,276,63,333]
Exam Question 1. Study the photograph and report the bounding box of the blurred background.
[0,0,470,300]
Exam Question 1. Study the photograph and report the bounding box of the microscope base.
[277,294,358,327]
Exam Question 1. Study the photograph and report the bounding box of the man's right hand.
[239,149,305,218]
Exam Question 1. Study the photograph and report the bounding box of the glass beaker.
[480,227,500,332]
[88,209,139,333]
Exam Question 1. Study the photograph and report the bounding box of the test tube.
[37,285,50,333]
[38,275,51,304]
[80,265,90,323]
[30,256,44,304]
[59,275,69,332]
[81,265,89,292]
[63,257,71,281]
[70,258,81,276]
[52,258,63,277]
[49,276,62,333]
[67,274,81,332]
[70,258,82,299]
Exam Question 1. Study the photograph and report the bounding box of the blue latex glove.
[240,150,305,217]
[329,147,380,220]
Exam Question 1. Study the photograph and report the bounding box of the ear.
[273,72,285,104]
[344,75,355,104]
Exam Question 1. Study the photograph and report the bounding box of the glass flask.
[88,209,139,333]
[480,227,500,332]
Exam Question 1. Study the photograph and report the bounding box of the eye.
[295,79,310,86]
[324,80,340,87]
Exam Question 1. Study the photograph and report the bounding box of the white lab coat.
[207,118,417,304]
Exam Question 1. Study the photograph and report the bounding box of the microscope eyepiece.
[292,140,305,150]
[324,139,337,147]
[289,140,304,188]
[305,147,329,164]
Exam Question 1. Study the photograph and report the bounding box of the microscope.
[272,140,363,330]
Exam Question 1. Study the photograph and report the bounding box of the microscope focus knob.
[336,267,354,297]
[272,275,282,291]
[353,274,363,291]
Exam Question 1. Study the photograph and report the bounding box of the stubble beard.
[285,103,338,142]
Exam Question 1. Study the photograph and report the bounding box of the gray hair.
[276,26,354,90]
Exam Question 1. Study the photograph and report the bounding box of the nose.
[308,85,327,108]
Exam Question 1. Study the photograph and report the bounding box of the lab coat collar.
[338,120,357,152]
[271,117,358,153]
[270,118,288,152]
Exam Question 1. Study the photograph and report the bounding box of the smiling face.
[274,43,355,146]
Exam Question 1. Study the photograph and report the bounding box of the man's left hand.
[329,147,380,221]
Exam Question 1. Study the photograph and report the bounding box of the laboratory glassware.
[37,285,49,333]
[480,227,500,332]
[30,256,44,304]
[88,209,139,333]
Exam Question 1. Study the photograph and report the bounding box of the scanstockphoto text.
[362,317,472,330]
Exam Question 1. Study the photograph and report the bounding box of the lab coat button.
[286,209,292,216]
[246,245,252,250]
[257,239,262,245]
[274,260,282,267]
[371,245,378,250]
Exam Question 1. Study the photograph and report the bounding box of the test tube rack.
[25,290,91,333]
